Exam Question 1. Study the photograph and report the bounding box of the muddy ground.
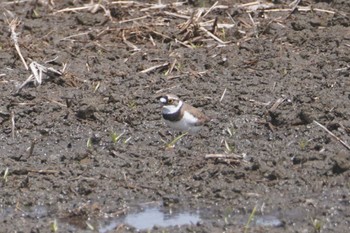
[0,0,350,232]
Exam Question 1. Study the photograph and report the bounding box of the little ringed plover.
[160,94,210,133]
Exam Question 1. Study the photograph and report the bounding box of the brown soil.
[1,0,350,232]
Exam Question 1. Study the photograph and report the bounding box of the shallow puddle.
[0,203,285,232]
[99,206,200,232]
[246,214,284,228]
[97,205,286,232]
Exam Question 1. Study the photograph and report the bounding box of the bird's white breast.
[164,111,201,133]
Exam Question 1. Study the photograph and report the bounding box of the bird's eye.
[168,99,173,104]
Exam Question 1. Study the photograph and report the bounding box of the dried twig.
[175,38,193,49]
[140,2,166,11]
[163,11,190,20]
[56,1,110,16]
[199,26,230,44]
[16,74,34,93]
[220,88,227,102]
[111,1,145,5]
[28,169,59,174]
[122,30,140,51]
[205,153,243,165]
[269,98,285,111]
[11,111,15,139]
[27,139,37,158]
[313,120,350,151]
[16,61,62,93]
[60,31,91,41]
[140,62,169,74]
[202,1,219,18]
[205,153,243,159]
[119,15,149,24]
[165,59,177,76]
[154,85,179,94]
[2,0,32,5]
[8,18,28,70]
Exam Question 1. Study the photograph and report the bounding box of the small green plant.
[224,140,234,152]
[128,100,137,109]
[223,206,232,225]
[111,131,125,144]
[244,206,257,233]
[221,28,226,41]
[50,219,58,232]
[226,127,235,137]
[312,218,322,233]
[32,9,40,18]
[86,137,93,148]
[166,132,188,148]
[299,139,309,151]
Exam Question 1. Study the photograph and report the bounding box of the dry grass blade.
[16,62,63,93]
[199,26,230,44]
[163,11,190,20]
[27,139,37,158]
[11,111,15,139]
[2,0,32,5]
[119,15,149,24]
[202,1,219,18]
[269,98,285,111]
[60,31,91,41]
[220,88,227,102]
[205,154,242,159]
[205,153,243,166]
[140,62,169,74]
[122,30,140,51]
[8,18,28,70]
[165,59,177,76]
[16,74,34,94]
[313,120,350,151]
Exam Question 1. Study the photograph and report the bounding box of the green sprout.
[111,131,125,144]
[312,218,322,233]
[86,137,93,148]
[166,132,188,148]
[299,139,309,151]
[50,219,58,232]
[32,9,40,18]
[244,206,257,233]
[128,101,137,109]
[224,140,234,152]
[221,28,226,41]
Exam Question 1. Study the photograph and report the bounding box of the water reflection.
[99,206,200,233]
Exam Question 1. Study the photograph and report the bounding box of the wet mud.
[0,0,349,232]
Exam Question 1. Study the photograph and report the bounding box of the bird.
[159,94,210,133]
